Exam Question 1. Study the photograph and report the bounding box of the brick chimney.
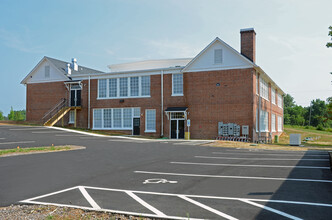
[240,28,256,63]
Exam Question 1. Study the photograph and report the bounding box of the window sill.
[68,122,74,124]
[260,96,270,102]
[171,94,184,97]
[97,96,151,100]
[92,128,133,130]
[145,130,156,133]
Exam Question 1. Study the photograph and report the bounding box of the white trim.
[145,109,156,133]
[183,65,253,73]
[172,73,183,96]
[134,170,332,183]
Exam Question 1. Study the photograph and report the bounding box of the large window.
[172,73,183,96]
[109,78,117,98]
[98,76,150,99]
[141,76,150,96]
[93,108,140,130]
[259,110,269,132]
[278,116,283,132]
[119,78,128,97]
[145,109,156,132]
[271,114,276,132]
[260,78,269,100]
[277,93,283,108]
[271,88,276,105]
[130,77,139,97]
[98,79,107,98]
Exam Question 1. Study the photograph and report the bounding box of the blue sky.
[0,0,331,115]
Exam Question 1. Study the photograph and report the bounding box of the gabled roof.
[182,37,256,72]
[21,56,104,84]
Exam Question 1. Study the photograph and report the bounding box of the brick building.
[21,28,284,141]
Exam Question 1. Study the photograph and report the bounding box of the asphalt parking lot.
[0,124,332,219]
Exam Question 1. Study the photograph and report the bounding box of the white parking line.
[195,156,329,161]
[126,191,167,217]
[0,141,35,145]
[212,152,328,157]
[55,135,87,137]
[170,161,330,169]
[178,195,238,220]
[32,131,66,134]
[0,138,5,140]
[78,186,101,210]
[240,199,302,220]
[134,171,332,183]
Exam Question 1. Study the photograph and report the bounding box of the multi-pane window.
[93,109,102,128]
[45,66,50,78]
[98,79,107,98]
[278,116,283,131]
[103,109,112,128]
[172,73,183,95]
[141,76,150,96]
[133,108,140,117]
[256,110,258,132]
[69,110,74,124]
[271,114,276,132]
[98,76,150,98]
[130,77,139,97]
[93,108,140,130]
[277,94,283,108]
[256,75,259,95]
[260,78,269,100]
[259,110,269,132]
[214,49,223,64]
[119,78,128,97]
[109,78,117,98]
[113,108,122,128]
[271,88,276,104]
[145,109,156,132]
[123,108,132,128]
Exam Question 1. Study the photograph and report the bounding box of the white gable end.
[184,39,253,72]
[25,59,68,84]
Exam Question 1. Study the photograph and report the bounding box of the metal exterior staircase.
[42,98,70,126]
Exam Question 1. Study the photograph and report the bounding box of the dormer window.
[214,49,223,64]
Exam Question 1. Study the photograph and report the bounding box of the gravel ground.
[0,205,157,220]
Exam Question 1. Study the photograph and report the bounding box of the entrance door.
[171,120,185,139]
[133,118,140,135]
[70,89,81,107]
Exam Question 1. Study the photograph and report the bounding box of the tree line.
[284,94,332,130]
[0,107,26,121]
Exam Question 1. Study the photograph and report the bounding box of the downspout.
[88,76,91,129]
[258,75,261,141]
[161,70,164,137]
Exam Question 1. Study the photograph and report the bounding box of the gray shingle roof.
[45,56,104,75]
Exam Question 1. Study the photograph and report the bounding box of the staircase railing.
[42,98,68,124]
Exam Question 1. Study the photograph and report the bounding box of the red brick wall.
[241,30,256,63]
[26,82,69,123]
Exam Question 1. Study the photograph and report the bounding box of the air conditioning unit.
[290,134,301,146]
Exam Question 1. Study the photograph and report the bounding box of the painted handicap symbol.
[143,178,178,184]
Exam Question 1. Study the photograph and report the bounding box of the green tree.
[0,111,4,120]
[284,94,295,108]
[307,99,328,127]
[7,107,26,121]
[327,26,332,48]
[7,107,15,120]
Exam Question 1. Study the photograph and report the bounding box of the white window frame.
[259,110,269,132]
[271,113,276,132]
[271,88,276,105]
[259,78,269,101]
[256,75,259,95]
[45,65,50,78]
[68,110,75,124]
[145,109,156,133]
[277,93,283,108]
[98,76,151,99]
[172,73,183,96]
[278,116,283,132]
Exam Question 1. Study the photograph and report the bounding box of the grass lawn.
[0,145,84,157]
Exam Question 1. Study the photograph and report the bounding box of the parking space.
[1,124,332,219]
